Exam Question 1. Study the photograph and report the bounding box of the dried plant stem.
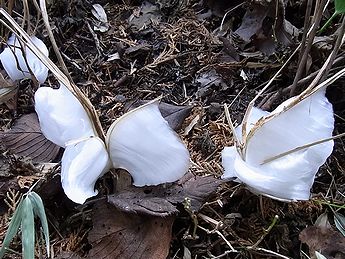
[261,54,345,110]
[247,65,345,143]
[289,0,312,95]
[262,132,345,165]
[249,215,279,249]
[320,15,345,81]
[289,0,327,96]
[39,0,72,81]
[240,45,300,150]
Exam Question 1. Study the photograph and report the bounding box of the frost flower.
[62,137,110,204]
[35,85,190,203]
[35,82,110,203]
[34,83,95,147]
[222,88,334,201]
[106,100,190,186]
[0,34,49,83]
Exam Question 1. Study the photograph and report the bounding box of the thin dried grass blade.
[262,132,345,165]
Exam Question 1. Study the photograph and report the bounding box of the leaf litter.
[0,0,345,258]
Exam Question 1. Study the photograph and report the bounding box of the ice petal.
[34,82,95,147]
[222,88,334,200]
[0,34,49,83]
[61,137,110,204]
[106,101,190,186]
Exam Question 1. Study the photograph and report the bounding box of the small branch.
[249,215,279,249]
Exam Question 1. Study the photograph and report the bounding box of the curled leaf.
[106,100,190,186]
[34,82,95,147]
[0,34,49,83]
[222,88,334,200]
[61,137,110,204]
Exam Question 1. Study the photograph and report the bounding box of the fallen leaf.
[128,1,161,31]
[299,226,345,259]
[108,174,222,216]
[55,251,82,259]
[91,4,109,32]
[234,1,298,55]
[87,200,174,259]
[91,4,107,23]
[0,114,60,162]
[125,100,192,131]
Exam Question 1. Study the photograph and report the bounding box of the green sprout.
[0,191,50,259]
[320,0,345,33]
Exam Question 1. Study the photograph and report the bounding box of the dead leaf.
[299,226,345,259]
[87,200,174,259]
[128,1,161,31]
[91,4,109,32]
[234,1,298,55]
[108,174,222,216]
[55,251,82,259]
[0,113,60,162]
[125,100,192,131]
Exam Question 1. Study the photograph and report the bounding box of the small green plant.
[320,0,345,32]
[0,191,49,259]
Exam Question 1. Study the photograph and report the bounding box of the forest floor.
[0,0,345,258]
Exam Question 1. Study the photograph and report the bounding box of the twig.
[86,20,103,56]
[249,215,279,249]
[262,132,345,165]
[261,54,345,110]
[251,247,291,259]
[39,0,72,81]
[289,0,312,95]
[290,0,327,96]
[320,15,345,81]
[198,225,237,252]
[219,2,244,32]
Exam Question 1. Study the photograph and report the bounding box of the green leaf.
[21,197,35,259]
[319,0,345,33]
[0,199,24,258]
[334,212,345,237]
[28,192,50,255]
[335,0,345,14]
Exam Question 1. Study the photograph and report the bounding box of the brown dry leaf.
[108,174,222,216]
[87,201,174,259]
[299,226,345,259]
[55,251,82,259]
[0,113,60,162]
[234,1,298,55]
[128,1,161,31]
[125,100,192,131]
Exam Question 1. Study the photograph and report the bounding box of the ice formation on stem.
[222,88,334,201]
[0,34,48,83]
